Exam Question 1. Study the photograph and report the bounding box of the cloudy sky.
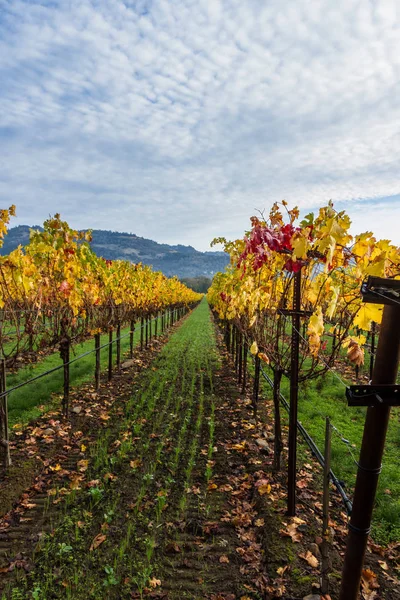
[1,0,400,251]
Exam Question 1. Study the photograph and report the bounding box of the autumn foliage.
[0,208,202,359]
[208,201,400,376]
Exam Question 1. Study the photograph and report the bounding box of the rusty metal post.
[339,304,400,599]
[242,341,248,394]
[130,320,135,359]
[116,323,121,372]
[252,354,261,414]
[0,359,11,467]
[322,417,332,594]
[95,332,101,391]
[238,333,243,384]
[272,369,283,472]
[108,329,113,381]
[369,321,376,381]
[287,270,301,516]
[61,337,70,418]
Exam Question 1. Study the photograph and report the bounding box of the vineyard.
[0,204,399,600]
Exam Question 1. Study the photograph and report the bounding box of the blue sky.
[1,0,400,250]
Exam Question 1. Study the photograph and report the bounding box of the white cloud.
[0,0,400,250]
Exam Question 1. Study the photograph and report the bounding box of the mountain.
[0,225,229,279]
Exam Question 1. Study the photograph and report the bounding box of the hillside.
[0,226,229,279]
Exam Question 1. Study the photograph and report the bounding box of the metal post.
[108,329,113,381]
[369,321,376,381]
[238,333,243,384]
[252,354,261,414]
[288,270,301,516]
[116,323,121,372]
[95,333,101,391]
[61,338,70,418]
[0,359,11,467]
[242,342,248,394]
[130,320,135,359]
[273,369,283,472]
[339,304,400,599]
[235,329,240,374]
[322,417,332,594]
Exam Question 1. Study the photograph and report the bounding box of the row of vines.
[0,206,202,468]
[207,201,399,439]
[207,200,400,597]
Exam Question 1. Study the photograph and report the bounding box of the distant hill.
[0,226,229,279]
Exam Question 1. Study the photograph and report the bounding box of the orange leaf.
[89,533,106,551]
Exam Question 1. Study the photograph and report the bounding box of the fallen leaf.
[299,550,319,568]
[89,533,106,551]
[219,555,230,563]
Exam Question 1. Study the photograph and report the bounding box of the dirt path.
[2,301,399,600]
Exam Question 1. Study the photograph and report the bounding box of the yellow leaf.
[250,341,258,355]
[353,304,383,330]
[292,233,308,259]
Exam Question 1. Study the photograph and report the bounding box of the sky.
[1,0,400,251]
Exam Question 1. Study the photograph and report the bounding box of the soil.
[0,308,399,600]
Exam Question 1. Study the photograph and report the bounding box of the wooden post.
[108,329,113,381]
[321,417,332,594]
[155,313,158,338]
[130,320,135,359]
[145,317,148,347]
[340,303,400,599]
[0,359,11,468]
[95,333,101,391]
[288,270,301,516]
[140,317,144,351]
[60,337,70,418]
[116,323,121,372]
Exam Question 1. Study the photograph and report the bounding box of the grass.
[6,316,163,427]
[3,299,219,599]
[259,362,400,544]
